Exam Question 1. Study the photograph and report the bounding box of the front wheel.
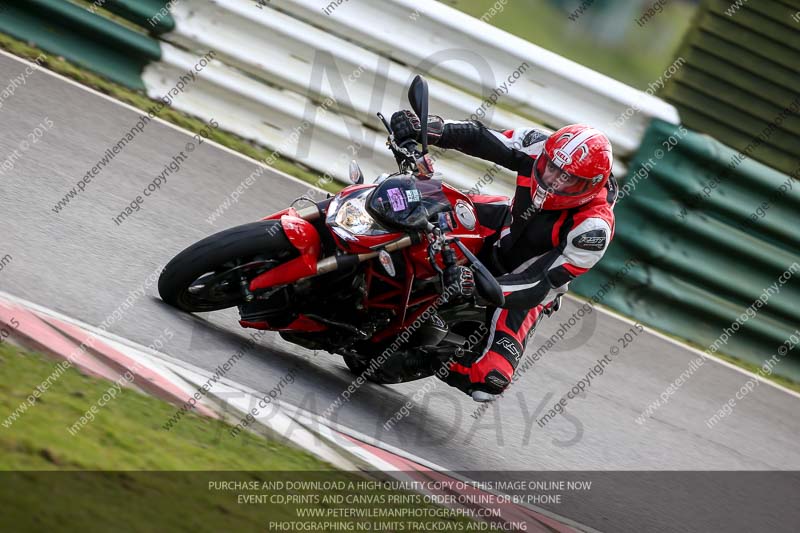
[158,221,296,312]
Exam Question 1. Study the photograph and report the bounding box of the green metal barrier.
[572,119,800,381]
[662,0,800,176]
[0,0,162,89]
[100,0,175,35]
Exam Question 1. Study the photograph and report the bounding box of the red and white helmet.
[532,124,613,210]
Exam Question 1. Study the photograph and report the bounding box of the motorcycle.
[158,76,507,384]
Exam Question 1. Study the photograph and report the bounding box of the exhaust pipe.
[315,235,414,276]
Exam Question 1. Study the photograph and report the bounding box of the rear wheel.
[158,221,296,312]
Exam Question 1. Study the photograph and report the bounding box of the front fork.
[426,215,459,291]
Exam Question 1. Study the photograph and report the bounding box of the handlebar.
[450,238,505,307]
[422,220,505,308]
[399,138,418,154]
[377,113,433,178]
[375,75,503,306]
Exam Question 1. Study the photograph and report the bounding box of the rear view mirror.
[408,75,430,155]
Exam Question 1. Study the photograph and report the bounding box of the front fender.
[261,206,297,221]
[249,215,321,290]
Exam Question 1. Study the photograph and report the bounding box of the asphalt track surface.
[1,53,798,532]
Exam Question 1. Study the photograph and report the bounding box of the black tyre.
[158,221,296,312]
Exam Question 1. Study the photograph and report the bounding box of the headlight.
[328,191,390,238]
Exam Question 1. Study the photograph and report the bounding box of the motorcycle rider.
[390,110,617,402]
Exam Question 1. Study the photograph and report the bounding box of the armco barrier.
[0,0,161,90]
[153,0,524,191]
[0,0,679,186]
[661,0,800,175]
[144,41,515,194]
[571,119,800,381]
[267,0,680,155]
[99,0,176,35]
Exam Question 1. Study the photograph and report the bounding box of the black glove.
[390,110,445,146]
[443,265,475,300]
[390,110,420,145]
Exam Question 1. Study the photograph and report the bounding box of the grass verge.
[0,345,498,532]
[0,343,331,471]
[0,31,342,196]
[0,343,327,530]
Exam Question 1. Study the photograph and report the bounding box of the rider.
[390,111,617,402]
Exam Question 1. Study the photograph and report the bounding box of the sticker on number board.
[387,187,408,212]
[405,189,421,203]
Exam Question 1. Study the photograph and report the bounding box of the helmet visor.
[536,154,598,197]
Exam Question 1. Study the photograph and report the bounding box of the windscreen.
[368,176,451,230]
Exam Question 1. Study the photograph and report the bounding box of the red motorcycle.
[159,77,506,383]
